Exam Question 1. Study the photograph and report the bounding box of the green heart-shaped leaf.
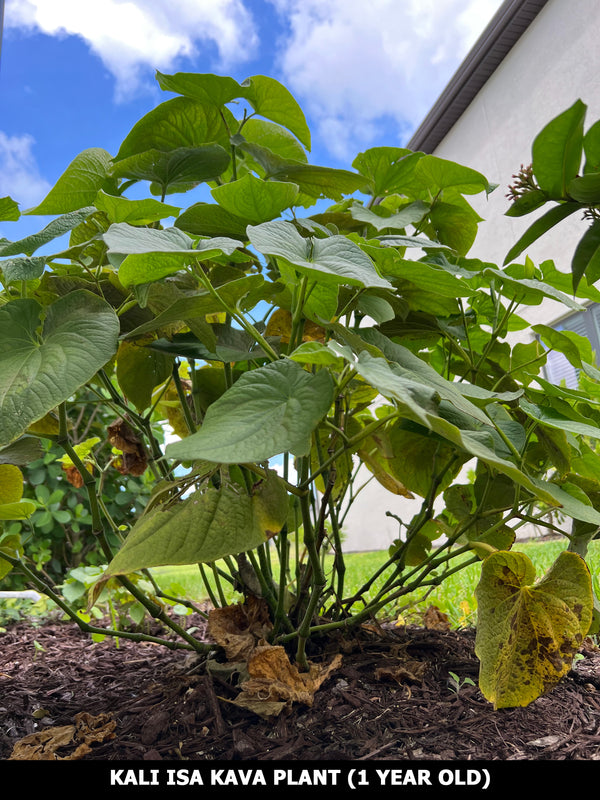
[211,173,299,223]
[165,359,334,463]
[0,291,119,446]
[105,475,287,576]
[26,148,113,215]
[111,145,230,195]
[248,219,393,289]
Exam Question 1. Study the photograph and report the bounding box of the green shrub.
[2,77,600,708]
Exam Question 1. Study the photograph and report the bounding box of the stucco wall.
[432,0,600,328]
[340,0,600,551]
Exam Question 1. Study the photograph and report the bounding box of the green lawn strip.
[151,537,600,630]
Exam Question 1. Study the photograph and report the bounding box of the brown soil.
[3,611,600,775]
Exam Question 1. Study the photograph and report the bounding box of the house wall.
[432,0,600,328]
[340,0,600,551]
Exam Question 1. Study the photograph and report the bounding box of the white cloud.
[5,0,259,100]
[267,0,505,159]
[0,132,51,208]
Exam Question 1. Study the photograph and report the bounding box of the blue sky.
[0,0,504,232]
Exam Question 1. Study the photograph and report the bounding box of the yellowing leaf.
[27,412,60,436]
[155,382,192,439]
[475,550,593,709]
[57,437,101,468]
[250,469,289,538]
[357,447,413,498]
[0,533,24,578]
[206,311,227,324]
[265,307,326,344]
[0,464,24,504]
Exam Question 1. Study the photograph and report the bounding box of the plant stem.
[194,266,280,362]
[299,415,393,491]
[172,360,197,434]
[55,401,207,651]
[294,457,327,669]
[1,552,209,651]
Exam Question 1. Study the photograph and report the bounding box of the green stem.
[1,552,208,652]
[194,267,280,362]
[470,295,517,379]
[56,401,205,651]
[289,275,309,352]
[172,360,197,434]
[299,414,394,491]
[294,457,327,669]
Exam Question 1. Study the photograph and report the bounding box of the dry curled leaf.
[63,464,85,488]
[423,605,451,631]
[9,712,116,760]
[233,644,343,718]
[207,596,273,662]
[62,462,94,488]
[108,418,148,476]
[375,659,427,685]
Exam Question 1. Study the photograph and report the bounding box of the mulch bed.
[3,611,600,767]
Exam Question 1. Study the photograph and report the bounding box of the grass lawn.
[153,537,600,630]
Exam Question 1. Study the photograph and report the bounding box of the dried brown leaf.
[63,465,85,488]
[423,605,451,631]
[9,712,115,760]
[207,597,273,662]
[233,644,342,718]
[375,659,427,684]
[108,418,148,476]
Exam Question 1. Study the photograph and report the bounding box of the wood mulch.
[3,611,600,769]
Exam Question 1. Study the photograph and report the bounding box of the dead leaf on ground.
[423,605,451,631]
[9,712,116,760]
[375,659,427,684]
[207,596,273,662]
[233,644,343,718]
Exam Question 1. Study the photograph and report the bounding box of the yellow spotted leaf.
[475,550,593,709]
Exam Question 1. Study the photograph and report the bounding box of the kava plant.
[1,75,600,710]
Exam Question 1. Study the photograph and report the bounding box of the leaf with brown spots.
[475,550,593,709]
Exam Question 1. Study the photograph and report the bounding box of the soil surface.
[3,610,600,767]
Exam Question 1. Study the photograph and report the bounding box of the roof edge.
[406,0,550,153]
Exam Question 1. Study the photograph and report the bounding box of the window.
[543,303,600,388]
